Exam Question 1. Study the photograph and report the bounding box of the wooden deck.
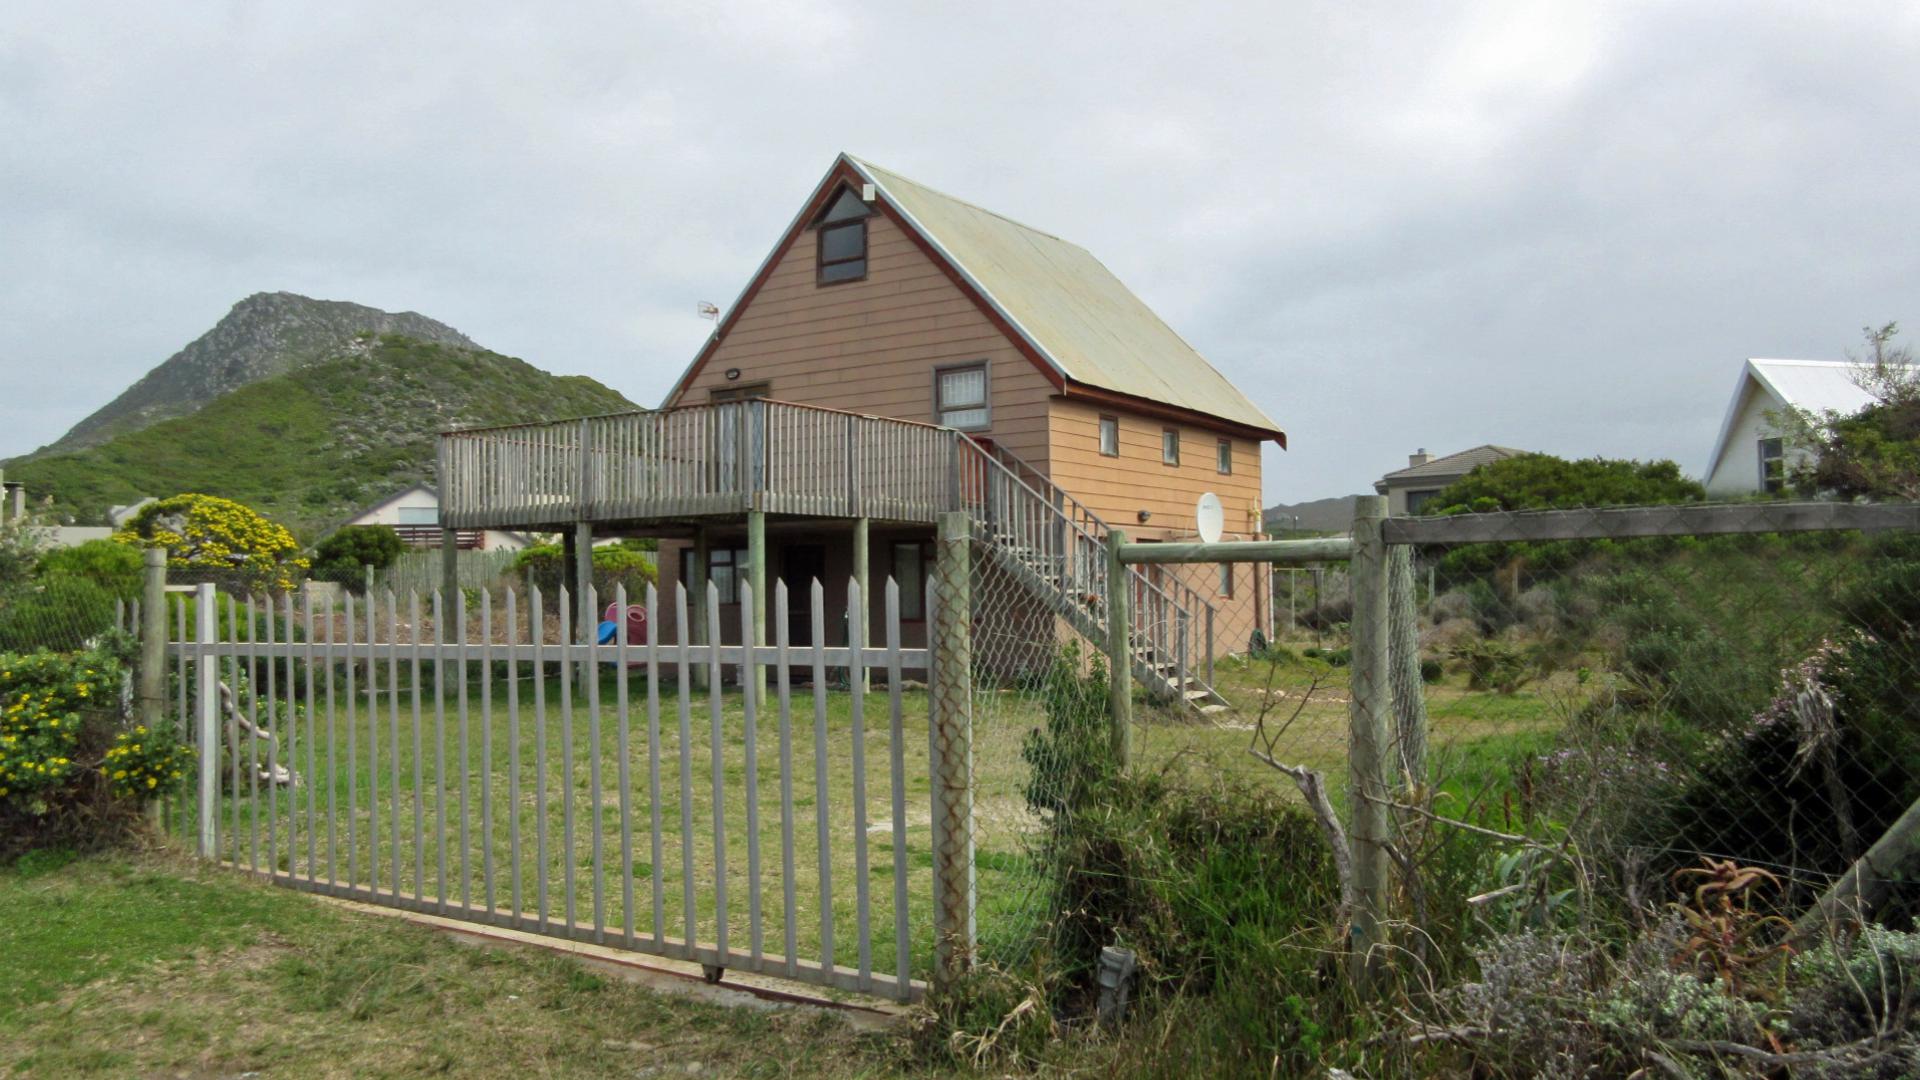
[439,400,964,530]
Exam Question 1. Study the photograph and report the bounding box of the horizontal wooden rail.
[1382,501,1920,545]
[1116,537,1354,565]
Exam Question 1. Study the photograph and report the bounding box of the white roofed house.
[1703,359,1880,496]
[342,483,530,551]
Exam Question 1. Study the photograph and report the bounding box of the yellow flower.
[147,776,157,788]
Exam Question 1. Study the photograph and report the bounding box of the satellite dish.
[1196,492,1224,545]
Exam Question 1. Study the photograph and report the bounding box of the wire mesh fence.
[1097,501,1920,964]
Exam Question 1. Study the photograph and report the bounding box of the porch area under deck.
[435,399,998,663]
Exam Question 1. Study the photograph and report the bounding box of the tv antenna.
[696,301,720,323]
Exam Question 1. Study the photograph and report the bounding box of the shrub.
[114,493,308,593]
[0,639,187,859]
[36,539,143,596]
[511,543,657,599]
[1450,639,1539,693]
[311,525,405,583]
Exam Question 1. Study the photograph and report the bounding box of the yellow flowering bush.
[0,642,192,815]
[0,650,97,802]
[103,724,192,800]
[113,493,309,593]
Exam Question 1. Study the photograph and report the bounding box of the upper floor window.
[1216,438,1233,475]
[1162,428,1180,466]
[1759,437,1785,493]
[936,363,990,430]
[1098,415,1119,457]
[815,187,871,285]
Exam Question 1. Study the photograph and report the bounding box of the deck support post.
[690,527,709,690]
[440,529,459,605]
[1347,494,1392,990]
[746,509,766,700]
[851,517,870,693]
[575,522,594,694]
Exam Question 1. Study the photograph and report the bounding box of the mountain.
[1264,494,1361,535]
[6,334,638,536]
[34,292,480,456]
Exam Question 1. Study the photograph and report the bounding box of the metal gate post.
[930,511,975,986]
[1104,529,1132,769]
[195,582,219,857]
[1347,495,1392,986]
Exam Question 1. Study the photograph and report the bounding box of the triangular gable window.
[813,186,871,284]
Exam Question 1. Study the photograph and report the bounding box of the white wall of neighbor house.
[1705,384,1804,495]
[349,486,528,550]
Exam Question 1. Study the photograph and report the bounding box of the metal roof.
[1377,444,1529,485]
[845,156,1284,438]
[1704,358,1881,479]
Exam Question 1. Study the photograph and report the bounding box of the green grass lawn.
[162,643,1570,998]
[0,849,911,1078]
[172,665,1057,994]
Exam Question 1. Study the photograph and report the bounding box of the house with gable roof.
[1703,358,1882,495]
[438,154,1286,698]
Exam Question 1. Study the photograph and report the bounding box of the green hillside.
[8,335,638,538]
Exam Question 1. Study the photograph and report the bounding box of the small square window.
[936,363,989,429]
[1098,416,1119,457]
[1162,428,1180,466]
[1216,438,1232,475]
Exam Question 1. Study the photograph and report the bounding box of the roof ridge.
[846,154,1084,249]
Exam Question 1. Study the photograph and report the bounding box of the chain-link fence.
[1089,500,1920,961]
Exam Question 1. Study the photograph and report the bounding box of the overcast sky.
[3,2,1917,502]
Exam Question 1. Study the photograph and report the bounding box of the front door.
[781,544,827,646]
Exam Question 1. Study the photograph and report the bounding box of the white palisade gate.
[161,567,976,1002]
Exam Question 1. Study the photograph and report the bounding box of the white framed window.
[710,545,744,607]
[1162,428,1180,466]
[1098,415,1119,457]
[1216,438,1233,475]
[935,362,990,430]
[397,506,438,526]
[1759,437,1785,493]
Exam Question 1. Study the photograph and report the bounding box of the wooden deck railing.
[439,400,962,529]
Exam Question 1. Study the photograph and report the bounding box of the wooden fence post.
[139,548,167,730]
[1104,529,1132,770]
[931,511,975,986]
[195,582,219,857]
[1347,495,1392,986]
[1387,545,1428,787]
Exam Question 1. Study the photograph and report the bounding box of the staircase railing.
[951,435,1221,705]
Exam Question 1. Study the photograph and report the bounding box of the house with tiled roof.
[1374,445,1529,515]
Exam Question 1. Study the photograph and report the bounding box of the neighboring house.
[1703,358,1878,496]
[0,471,114,547]
[342,484,530,551]
[438,153,1287,692]
[1374,446,1527,515]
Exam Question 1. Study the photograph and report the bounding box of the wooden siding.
[671,211,1055,471]
[1047,400,1266,542]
